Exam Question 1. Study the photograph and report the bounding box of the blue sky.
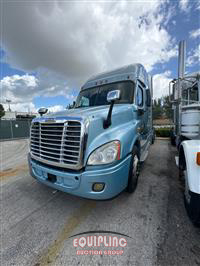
[1,0,199,113]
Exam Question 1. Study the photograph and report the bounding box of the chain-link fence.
[0,119,31,140]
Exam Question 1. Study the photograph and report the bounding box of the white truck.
[169,40,200,226]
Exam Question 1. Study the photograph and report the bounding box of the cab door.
[136,80,148,152]
[145,87,152,136]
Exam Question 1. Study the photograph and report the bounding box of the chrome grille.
[63,121,81,165]
[30,122,40,157]
[30,120,82,168]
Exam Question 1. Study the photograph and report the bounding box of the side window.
[137,86,143,107]
[146,89,151,107]
[80,96,89,107]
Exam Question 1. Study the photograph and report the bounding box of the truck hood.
[42,104,136,121]
[33,104,138,166]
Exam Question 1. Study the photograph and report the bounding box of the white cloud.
[1,1,179,110]
[153,71,172,99]
[2,102,36,113]
[196,2,200,10]
[186,45,200,66]
[179,0,190,12]
[1,1,177,86]
[0,73,76,107]
[0,72,78,113]
[47,105,65,113]
[2,102,66,113]
[1,74,39,103]
[0,73,73,113]
[189,29,200,39]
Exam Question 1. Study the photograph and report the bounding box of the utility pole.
[6,99,12,112]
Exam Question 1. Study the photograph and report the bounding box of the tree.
[0,104,5,119]
[152,99,163,119]
[163,96,173,120]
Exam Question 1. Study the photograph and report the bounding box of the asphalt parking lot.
[1,139,200,266]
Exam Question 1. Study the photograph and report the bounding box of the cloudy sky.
[0,0,199,113]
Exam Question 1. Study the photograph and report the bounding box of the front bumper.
[28,153,131,200]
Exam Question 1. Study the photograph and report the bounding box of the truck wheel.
[180,168,200,227]
[127,147,140,193]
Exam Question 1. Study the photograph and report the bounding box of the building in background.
[2,111,38,120]
[0,111,39,140]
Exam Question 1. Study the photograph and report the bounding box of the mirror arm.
[103,100,115,129]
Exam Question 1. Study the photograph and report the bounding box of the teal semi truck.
[28,64,154,200]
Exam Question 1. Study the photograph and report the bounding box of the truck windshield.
[75,81,135,108]
[182,83,199,105]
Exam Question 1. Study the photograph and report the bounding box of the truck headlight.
[87,141,121,165]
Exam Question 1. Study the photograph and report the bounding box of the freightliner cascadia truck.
[169,41,200,225]
[28,64,154,200]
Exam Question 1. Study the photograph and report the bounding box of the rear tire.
[184,189,200,227]
[127,147,140,193]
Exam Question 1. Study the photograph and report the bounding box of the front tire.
[127,147,140,193]
[179,167,200,226]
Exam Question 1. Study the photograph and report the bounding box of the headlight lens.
[87,141,121,165]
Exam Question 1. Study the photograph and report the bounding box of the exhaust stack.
[178,40,186,79]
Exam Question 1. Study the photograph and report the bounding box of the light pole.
[6,99,11,112]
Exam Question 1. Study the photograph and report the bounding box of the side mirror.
[107,90,121,102]
[103,90,121,129]
[169,79,178,102]
[38,107,48,117]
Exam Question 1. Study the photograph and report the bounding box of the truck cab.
[169,40,200,226]
[28,64,153,200]
[171,72,200,143]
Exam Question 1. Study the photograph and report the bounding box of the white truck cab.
[169,41,200,226]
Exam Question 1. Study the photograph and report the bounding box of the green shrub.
[155,128,171,138]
